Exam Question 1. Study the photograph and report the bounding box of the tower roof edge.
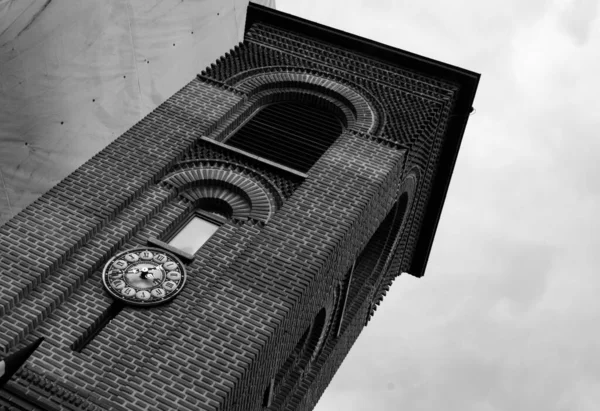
[246,2,480,278]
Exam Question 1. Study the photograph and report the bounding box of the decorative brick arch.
[390,166,421,273]
[161,165,281,223]
[386,169,419,258]
[366,169,420,322]
[370,169,419,284]
[337,169,419,333]
[306,287,339,367]
[245,87,355,130]
[228,68,385,135]
[271,288,339,410]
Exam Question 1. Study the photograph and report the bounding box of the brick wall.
[0,8,470,411]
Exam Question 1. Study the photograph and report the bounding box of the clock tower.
[0,4,478,410]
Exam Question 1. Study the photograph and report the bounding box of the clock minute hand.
[125,268,140,274]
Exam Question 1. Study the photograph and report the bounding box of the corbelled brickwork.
[0,4,478,411]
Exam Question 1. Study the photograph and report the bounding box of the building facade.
[0,4,478,411]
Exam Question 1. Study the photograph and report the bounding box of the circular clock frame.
[101,247,187,307]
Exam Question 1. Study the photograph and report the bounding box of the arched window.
[269,307,332,409]
[338,192,409,333]
[226,101,344,172]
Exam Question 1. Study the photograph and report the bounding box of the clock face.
[102,248,187,306]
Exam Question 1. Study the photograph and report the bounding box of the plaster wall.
[0,0,275,225]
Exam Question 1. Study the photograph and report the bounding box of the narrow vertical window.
[166,212,223,255]
[167,216,219,254]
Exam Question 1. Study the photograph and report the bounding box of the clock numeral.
[151,288,165,298]
[121,287,135,297]
[136,290,151,301]
[163,261,178,271]
[153,254,167,263]
[167,271,181,281]
[112,280,126,290]
[163,281,177,292]
[113,260,128,269]
[124,253,139,262]
[139,251,154,260]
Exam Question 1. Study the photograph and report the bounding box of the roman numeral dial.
[101,248,187,306]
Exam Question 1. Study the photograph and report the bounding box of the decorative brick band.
[161,165,281,223]
[196,73,245,96]
[177,138,304,200]
[246,22,457,99]
[348,129,408,151]
[10,365,102,411]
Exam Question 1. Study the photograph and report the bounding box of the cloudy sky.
[275,0,600,410]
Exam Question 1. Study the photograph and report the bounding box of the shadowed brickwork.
[0,4,478,410]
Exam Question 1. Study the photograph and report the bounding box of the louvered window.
[226,101,344,172]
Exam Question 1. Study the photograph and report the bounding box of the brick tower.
[0,4,479,411]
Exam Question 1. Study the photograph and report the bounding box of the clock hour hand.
[138,267,154,280]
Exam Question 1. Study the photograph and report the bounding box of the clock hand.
[138,267,154,280]
[125,267,144,275]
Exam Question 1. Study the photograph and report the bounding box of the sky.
[275,0,600,410]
